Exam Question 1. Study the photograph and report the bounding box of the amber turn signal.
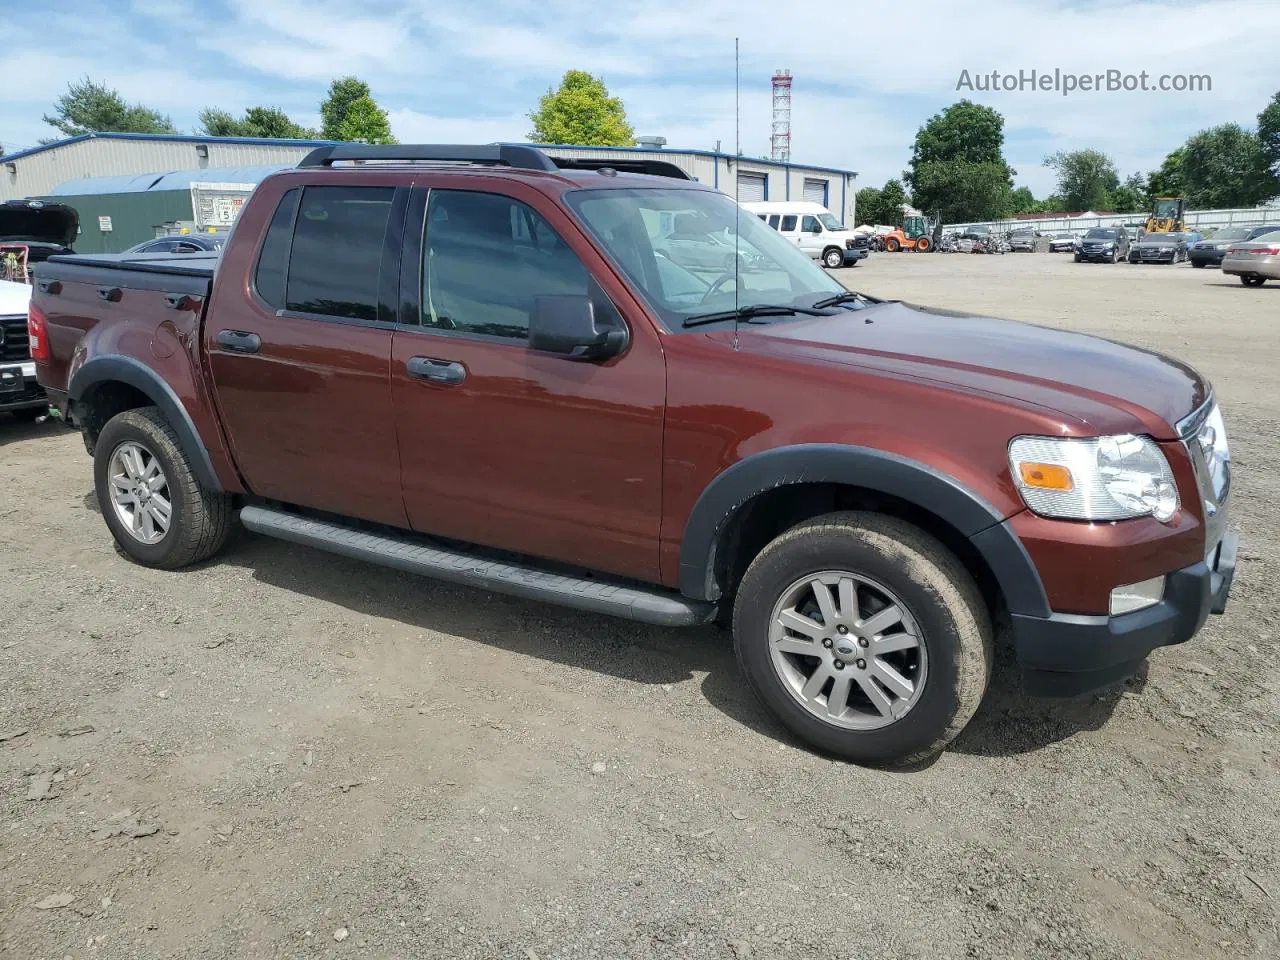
[1018,462,1074,491]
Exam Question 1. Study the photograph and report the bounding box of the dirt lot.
[2,253,1277,960]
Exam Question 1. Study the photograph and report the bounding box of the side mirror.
[529,295,628,361]
[809,224,822,234]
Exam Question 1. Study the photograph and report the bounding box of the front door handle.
[216,329,261,354]
[406,356,467,386]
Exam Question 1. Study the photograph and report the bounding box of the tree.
[905,100,1014,222]
[199,106,317,139]
[1044,149,1119,211]
[1259,91,1280,180]
[854,180,907,227]
[854,186,881,227]
[528,70,634,146]
[1108,173,1149,213]
[321,77,369,141]
[1147,148,1184,199]
[43,77,175,137]
[1179,123,1277,208]
[1008,186,1038,214]
[335,95,396,144]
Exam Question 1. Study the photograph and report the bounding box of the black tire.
[1073,254,1082,263]
[10,407,46,422]
[94,406,233,569]
[1192,260,1206,268]
[1109,250,1118,263]
[1241,276,1267,287]
[823,248,844,269]
[732,512,993,765]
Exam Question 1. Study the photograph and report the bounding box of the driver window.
[801,215,822,233]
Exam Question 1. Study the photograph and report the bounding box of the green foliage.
[1179,123,1278,208]
[1108,173,1149,213]
[1258,91,1280,180]
[1147,148,1184,199]
[1043,149,1119,211]
[43,77,176,137]
[320,77,374,142]
[528,70,634,146]
[1008,186,1037,214]
[854,181,910,227]
[335,95,397,144]
[199,106,317,139]
[905,100,1014,222]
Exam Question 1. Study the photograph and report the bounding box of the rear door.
[206,178,410,526]
[389,181,667,582]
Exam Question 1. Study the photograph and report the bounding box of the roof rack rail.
[551,157,692,181]
[297,143,559,172]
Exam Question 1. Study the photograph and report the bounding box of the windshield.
[1212,228,1249,242]
[565,188,843,329]
[1152,199,1181,219]
[818,213,844,231]
[1085,229,1117,239]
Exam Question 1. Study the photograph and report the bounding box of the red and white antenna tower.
[771,69,792,162]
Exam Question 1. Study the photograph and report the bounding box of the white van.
[742,201,867,269]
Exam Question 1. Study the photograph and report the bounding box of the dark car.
[124,233,228,255]
[29,143,1237,766]
[1189,225,1280,268]
[1128,232,1191,264]
[1,199,78,281]
[1074,227,1131,263]
[1009,231,1037,252]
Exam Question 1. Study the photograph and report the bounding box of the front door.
[798,215,825,258]
[206,181,409,527]
[389,182,667,582]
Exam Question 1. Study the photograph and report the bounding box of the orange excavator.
[881,214,934,252]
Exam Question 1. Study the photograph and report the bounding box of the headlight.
[1009,434,1179,522]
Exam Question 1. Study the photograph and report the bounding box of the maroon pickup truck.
[29,144,1236,764]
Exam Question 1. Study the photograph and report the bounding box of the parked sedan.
[1128,232,1191,264]
[1189,225,1280,268]
[1009,231,1037,252]
[1221,230,1280,287]
[1047,233,1076,253]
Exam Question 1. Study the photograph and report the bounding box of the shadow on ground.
[165,520,1139,765]
[0,413,60,449]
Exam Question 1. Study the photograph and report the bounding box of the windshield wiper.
[681,304,824,329]
[810,290,878,310]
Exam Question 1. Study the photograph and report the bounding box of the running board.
[239,506,716,628]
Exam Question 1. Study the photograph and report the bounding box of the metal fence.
[947,201,1280,235]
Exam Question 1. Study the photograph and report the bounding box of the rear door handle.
[406,356,467,386]
[216,329,261,354]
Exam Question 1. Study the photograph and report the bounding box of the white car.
[1047,233,1077,253]
[1,278,48,421]
[743,201,867,269]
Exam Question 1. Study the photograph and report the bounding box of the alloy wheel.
[768,570,927,730]
[108,441,173,544]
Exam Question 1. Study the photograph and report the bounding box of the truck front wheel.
[94,406,232,569]
[732,512,993,765]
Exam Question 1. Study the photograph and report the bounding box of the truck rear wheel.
[94,406,232,569]
[732,512,993,765]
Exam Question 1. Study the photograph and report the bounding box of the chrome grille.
[0,315,30,363]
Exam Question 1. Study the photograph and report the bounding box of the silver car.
[1221,230,1280,287]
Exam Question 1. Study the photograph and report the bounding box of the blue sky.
[2,0,1278,196]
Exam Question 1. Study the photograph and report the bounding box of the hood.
[0,278,32,317]
[741,301,1207,439]
[0,200,79,248]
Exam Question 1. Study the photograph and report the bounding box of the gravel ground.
[2,252,1277,960]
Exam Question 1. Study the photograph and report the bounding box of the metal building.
[1,133,335,203]
[540,144,858,225]
[40,165,291,254]
[3,133,859,235]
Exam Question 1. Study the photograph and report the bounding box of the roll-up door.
[803,178,829,207]
[736,171,767,202]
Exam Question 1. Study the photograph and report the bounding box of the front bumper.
[0,362,48,413]
[843,248,868,265]
[1077,248,1118,261]
[1189,248,1224,266]
[1133,250,1178,262]
[1010,529,1238,697]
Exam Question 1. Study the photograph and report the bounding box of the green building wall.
[35,190,194,254]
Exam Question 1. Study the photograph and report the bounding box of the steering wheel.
[699,269,741,304]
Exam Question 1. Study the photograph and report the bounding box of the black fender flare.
[677,444,1049,618]
[68,355,223,493]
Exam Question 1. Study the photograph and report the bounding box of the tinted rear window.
[285,186,394,321]
[254,188,300,308]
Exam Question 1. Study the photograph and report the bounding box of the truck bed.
[42,252,216,297]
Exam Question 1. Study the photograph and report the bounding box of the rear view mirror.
[529,295,628,361]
